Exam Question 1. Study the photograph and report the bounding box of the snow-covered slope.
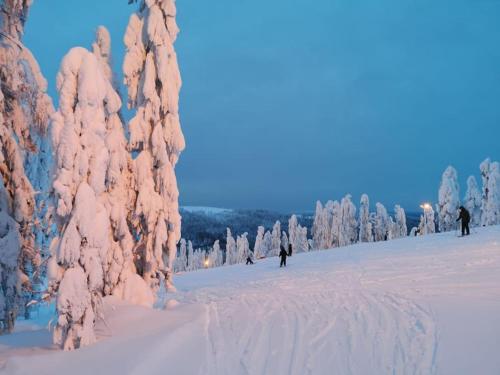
[1,227,500,374]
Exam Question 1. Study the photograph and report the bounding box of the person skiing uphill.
[279,245,288,267]
[456,206,470,236]
[288,243,293,257]
[246,253,254,265]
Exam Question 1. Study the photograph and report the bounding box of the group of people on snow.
[246,207,471,268]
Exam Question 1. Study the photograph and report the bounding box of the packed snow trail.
[1,227,500,374]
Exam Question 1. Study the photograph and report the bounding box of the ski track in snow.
[179,266,438,375]
[2,227,500,374]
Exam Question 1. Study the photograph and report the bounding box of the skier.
[288,243,293,257]
[246,252,254,265]
[456,206,471,236]
[279,245,288,267]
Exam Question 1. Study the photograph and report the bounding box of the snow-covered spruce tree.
[464,176,481,227]
[339,195,357,247]
[480,159,500,226]
[288,214,298,252]
[253,226,264,260]
[50,47,153,350]
[123,0,185,291]
[269,221,281,256]
[296,224,309,252]
[358,194,373,243]
[418,205,436,235]
[211,240,223,267]
[374,203,390,241]
[0,0,54,333]
[236,233,249,264]
[327,200,341,248]
[186,240,194,271]
[437,166,460,232]
[393,205,407,238]
[281,231,289,252]
[173,238,187,272]
[225,228,236,265]
[312,201,325,249]
[262,230,272,257]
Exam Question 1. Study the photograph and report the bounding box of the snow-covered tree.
[418,205,436,235]
[358,194,373,243]
[327,200,342,248]
[0,0,53,333]
[225,228,236,265]
[262,231,272,257]
[50,46,152,350]
[295,225,309,252]
[174,239,187,272]
[374,203,390,241]
[464,175,481,227]
[480,159,500,226]
[211,240,223,267]
[123,0,185,291]
[437,166,460,232]
[281,231,289,252]
[312,201,326,249]
[269,221,281,256]
[236,233,250,264]
[253,226,265,259]
[393,205,407,238]
[288,215,299,252]
[186,240,194,271]
[339,195,357,247]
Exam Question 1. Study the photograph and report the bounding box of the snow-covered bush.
[437,166,460,232]
[124,0,185,291]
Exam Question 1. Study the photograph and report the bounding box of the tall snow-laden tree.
[211,240,223,267]
[50,47,153,350]
[270,221,281,256]
[419,205,435,235]
[0,0,54,333]
[339,195,357,247]
[437,166,460,232]
[123,0,185,291]
[253,226,264,260]
[393,205,407,238]
[186,240,194,271]
[374,203,390,241]
[281,231,289,252]
[173,238,187,272]
[296,225,309,252]
[236,233,249,264]
[262,230,272,257]
[327,200,341,248]
[225,228,236,265]
[358,194,373,243]
[288,215,299,252]
[464,175,481,227]
[480,159,500,226]
[312,201,325,249]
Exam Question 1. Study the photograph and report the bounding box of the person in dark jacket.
[246,254,254,265]
[456,206,471,236]
[279,245,288,267]
[288,243,293,257]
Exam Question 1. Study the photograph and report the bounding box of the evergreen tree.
[374,203,390,241]
[339,195,357,247]
[253,226,265,260]
[0,0,53,333]
[393,205,407,238]
[123,0,185,291]
[464,176,481,227]
[358,194,373,243]
[437,166,460,232]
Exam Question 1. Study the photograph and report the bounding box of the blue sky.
[24,0,500,212]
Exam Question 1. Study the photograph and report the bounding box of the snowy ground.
[1,226,500,375]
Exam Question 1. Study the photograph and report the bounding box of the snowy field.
[1,226,500,375]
